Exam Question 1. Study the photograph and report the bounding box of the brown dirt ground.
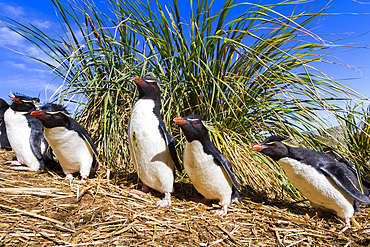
[0,150,369,246]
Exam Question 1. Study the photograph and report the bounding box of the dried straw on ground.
[0,151,369,246]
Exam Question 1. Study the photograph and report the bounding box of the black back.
[323,147,370,195]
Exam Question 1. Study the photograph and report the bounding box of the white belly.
[45,127,93,177]
[4,109,40,171]
[129,99,174,193]
[278,157,354,218]
[183,141,233,205]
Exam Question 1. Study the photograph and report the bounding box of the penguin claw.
[129,189,147,197]
[65,173,74,180]
[129,185,150,196]
[3,160,22,166]
[339,218,351,233]
[155,199,171,208]
[211,204,228,216]
[7,166,35,171]
[155,192,171,208]
[190,198,211,205]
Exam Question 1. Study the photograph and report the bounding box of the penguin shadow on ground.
[173,179,206,202]
[111,170,141,188]
[0,148,66,178]
[106,170,346,224]
[247,189,345,224]
[112,170,217,207]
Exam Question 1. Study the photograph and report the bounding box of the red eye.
[53,115,58,118]
[24,103,28,105]
[193,122,197,126]
[150,83,153,87]
[272,144,277,148]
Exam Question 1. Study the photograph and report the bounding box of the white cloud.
[0,25,61,68]
[0,26,25,47]
[2,75,60,94]
[26,46,60,67]
[32,20,52,29]
[0,4,25,17]
[8,61,51,74]
[73,28,85,43]
[9,62,26,70]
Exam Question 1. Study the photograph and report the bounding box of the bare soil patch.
[0,150,369,246]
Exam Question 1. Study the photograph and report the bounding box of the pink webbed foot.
[3,160,22,166]
[211,204,228,216]
[155,192,171,208]
[5,161,35,171]
[65,173,73,181]
[130,184,149,196]
[190,198,211,205]
[339,218,351,233]
[8,166,35,171]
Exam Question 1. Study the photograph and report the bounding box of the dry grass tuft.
[0,151,369,246]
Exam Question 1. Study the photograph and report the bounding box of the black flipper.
[212,150,240,191]
[337,156,370,190]
[325,149,370,192]
[159,122,181,172]
[28,115,44,169]
[69,118,101,172]
[318,162,370,204]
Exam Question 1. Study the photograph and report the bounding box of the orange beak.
[30,110,47,117]
[133,77,145,84]
[173,117,188,124]
[251,143,266,151]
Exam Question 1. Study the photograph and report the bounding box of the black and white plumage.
[173,114,241,216]
[323,147,370,197]
[252,135,370,226]
[0,99,10,150]
[3,94,52,171]
[128,77,181,208]
[31,103,99,183]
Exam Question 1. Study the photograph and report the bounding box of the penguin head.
[10,94,39,112]
[251,135,289,161]
[323,147,333,155]
[133,77,160,100]
[173,114,210,142]
[30,103,70,128]
[323,147,341,160]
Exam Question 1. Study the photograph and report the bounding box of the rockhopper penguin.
[173,114,241,216]
[31,103,99,183]
[3,94,52,171]
[128,77,181,208]
[0,99,10,150]
[252,135,370,227]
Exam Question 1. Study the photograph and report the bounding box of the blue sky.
[0,0,370,110]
